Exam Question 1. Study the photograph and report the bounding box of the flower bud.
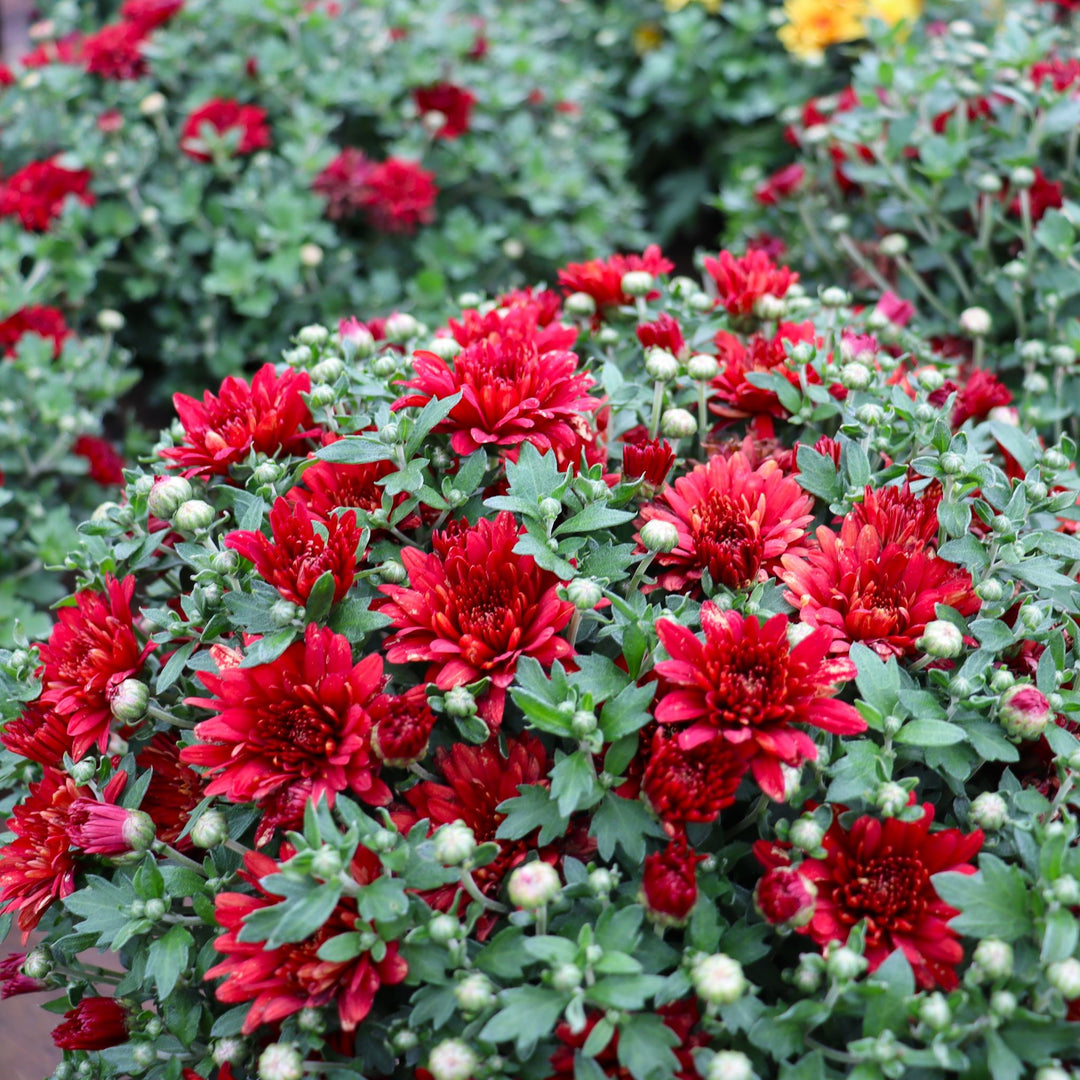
[172,498,216,533]
[454,973,495,1014]
[311,358,344,384]
[754,866,816,929]
[271,599,301,626]
[106,677,149,723]
[571,710,597,739]
[998,684,1052,740]
[640,519,680,553]
[427,1040,478,1080]
[551,962,584,992]
[855,403,885,427]
[973,938,1013,980]
[1035,1067,1071,1080]
[310,846,343,881]
[598,326,621,345]
[825,946,867,981]
[297,1007,324,1033]
[688,292,714,312]
[97,309,125,333]
[692,953,746,1005]
[917,620,964,659]
[147,476,193,519]
[753,294,788,321]
[959,307,991,337]
[433,822,477,866]
[939,452,965,475]
[384,313,419,345]
[645,348,680,381]
[539,497,562,520]
[589,868,617,896]
[839,362,872,391]
[139,91,168,116]
[507,861,561,909]
[792,956,823,993]
[621,271,654,298]
[258,1043,303,1080]
[918,992,952,1031]
[970,791,1008,831]
[131,1044,156,1069]
[23,946,52,981]
[990,990,1017,1018]
[660,408,697,439]
[874,781,910,818]
[444,686,477,718]
[564,292,597,318]
[1053,875,1080,905]
[1048,958,1080,999]
[820,287,849,308]
[213,1039,245,1066]
[297,325,329,348]
[707,1050,755,1080]
[191,808,228,849]
[428,914,460,945]
[1010,166,1036,189]
[68,758,98,785]
[974,578,1004,603]
[879,233,908,257]
[144,897,167,920]
[377,560,407,585]
[565,577,603,611]
[685,353,720,381]
[975,173,1003,195]
[789,817,825,853]
[299,243,324,268]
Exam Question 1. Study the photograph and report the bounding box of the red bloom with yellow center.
[0,158,95,232]
[379,513,575,727]
[654,605,863,800]
[207,848,407,1033]
[179,98,272,161]
[181,623,390,814]
[755,803,983,990]
[36,574,151,760]
[703,249,799,317]
[162,363,320,476]
[225,495,360,606]
[557,245,674,310]
[637,450,814,593]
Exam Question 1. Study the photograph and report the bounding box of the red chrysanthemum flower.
[754,865,817,928]
[548,1000,706,1080]
[0,64,14,87]
[445,300,576,351]
[621,433,675,491]
[654,605,863,800]
[312,148,375,220]
[52,997,130,1050]
[1008,168,1064,223]
[136,732,206,847]
[73,435,125,486]
[0,953,46,998]
[19,35,84,69]
[161,363,319,476]
[66,795,152,857]
[360,158,438,233]
[378,513,575,727]
[493,286,563,327]
[412,83,476,138]
[703,249,798,318]
[0,159,94,232]
[779,516,979,658]
[36,575,151,760]
[81,21,148,80]
[641,725,750,825]
[755,163,806,206]
[637,450,814,593]
[641,839,703,926]
[755,802,983,990]
[0,700,73,768]
[208,848,408,1033]
[557,245,674,310]
[636,312,686,358]
[179,98,272,161]
[225,495,360,606]
[287,450,400,530]
[369,686,437,767]
[1032,56,1080,92]
[393,316,600,458]
[847,481,943,551]
[0,305,71,358]
[120,0,184,29]
[182,623,390,813]
[929,369,1013,427]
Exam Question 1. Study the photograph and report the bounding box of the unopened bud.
[1010,166,1036,189]
[427,1040,478,1080]
[444,686,476,718]
[551,962,584,992]
[707,1050,755,1080]
[826,946,867,981]
[190,808,228,849]
[645,348,680,381]
[147,476,193,519]
[640,519,680,553]
[433,822,477,866]
[998,684,1052,740]
[973,938,1013,980]
[454,973,495,1014]
[297,325,329,348]
[139,91,167,116]
[299,243,324,268]
[820,286,849,308]
[687,353,719,381]
[789,817,825,853]
[621,271,654,298]
[566,577,603,611]
[97,309,125,333]
[874,782,909,818]
[110,679,149,722]
[507,861,561,909]
[880,233,908,257]
[660,408,697,439]
[692,953,746,1005]
[258,1043,303,1080]
[970,791,1008,831]
[959,307,991,337]
[564,292,596,318]
[1048,958,1080,999]
[917,620,964,659]
[919,992,952,1031]
[172,499,215,533]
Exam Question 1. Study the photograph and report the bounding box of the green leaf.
[480,987,566,1051]
[239,881,343,948]
[933,854,1033,942]
[850,643,900,715]
[986,1030,1025,1080]
[590,794,668,862]
[475,927,528,979]
[328,597,391,643]
[147,925,192,1000]
[316,436,395,464]
[616,1014,681,1080]
[894,719,965,747]
[550,752,603,817]
[156,640,196,694]
[1041,909,1078,965]
[403,391,463,459]
[795,445,842,502]
[304,570,338,624]
[598,681,655,741]
[496,785,569,846]
[555,503,635,536]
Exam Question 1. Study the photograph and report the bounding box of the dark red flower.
[0,953,46,998]
[312,148,374,219]
[208,848,407,1033]
[120,0,184,29]
[755,803,983,990]
[637,450,814,594]
[81,21,148,80]
[182,623,390,814]
[930,369,1013,427]
[369,686,437,766]
[636,312,686,358]
[654,605,863,800]
[1032,56,1080,92]
[755,865,817,928]
[20,35,84,69]
[755,163,806,206]
[360,158,438,233]
[225,495,360,606]
[493,286,563,327]
[66,794,151,856]
[412,83,476,138]
[642,725,749,825]
[378,513,575,727]
[642,839,702,926]
[1008,168,1064,223]
[703,249,798,318]
[37,575,151,760]
[621,433,675,490]
[97,109,125,133]
[52,997,130,1050]
[74,435,125,486]
[136,732,206,847]
[161,363,319,476]
[847,481,943,550]
[557,245,674,310]
[445,300,575,350]
[0,64,14,87]
[0,159,94,232]
[287,446,400,530]
[0,305,70,358]
[0,700,73,768]
[179,98,271,161]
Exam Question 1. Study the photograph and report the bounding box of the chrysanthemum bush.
[721,0,1080,381]
[8,247,1080,1079]
[0,0,643,392]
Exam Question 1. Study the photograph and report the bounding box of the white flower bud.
[258,1043,303,1080]
[454,973,495,1014]
[139,91,168,116]
[1010,166,1036,190]
[970,792,1008,831]
[879,233,909,257]
[687,353,720,381]
[433,822,477,866]
[753,294,787,320]
[640,519,680,553]
[566,577,604,611]
[427,1040,478,1080]
[874,782,909,818]
[426,337,462,362]
[385,313,420,343]
[973,938,1013,980]
[1048,958,1080,999]
[975,173,1003,195]
[919,992,952,1031]
[299,243,324,268]
[645,348,680,381]
[707,1050,755,1080]
[820,287,849,308]
[172,498,216,533]
[507,861,561,909]
[191,808,228,849]
[564,292,596,318]
[660,408,698,439]
[789,817,825,853]
[959,307,991,337]
[990,990,1017,1018]
[551,962,584,992]
[97,309,125,332]
[297,325,329,348]
[147,476,193,519]
[427,915,460,945]
[825,946,868,981]
[917,620,964,659]
[692,953,746,1005]
[839,362,872,391]
[213,1038,244,1065]
[444,686,477,718]
[620,271,654,298]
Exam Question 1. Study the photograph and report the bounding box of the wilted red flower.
[74,435,125,486]
[413,82,476,138]
[929,369,1013,427]
[703,249,798,318]
[312,147,374,219]
[636,312,686,358]
[162,363,319,476]
[1008,168,1064,223]
[136,732,206,847]
[557,245,674,310]
[654,605,863,800]
[369,686,437,766]
[779,516,978,658]
[393,314,599,458]
[848,481,943,550]
[361,158,438,233]
[52,997,130,1050]
[0,305,71,358]
[755,865,817,928]
[37,575,151,760]
[379,513,575,727]
[0,159,94,232]
[81,21,147,79]
[642,839,703,926]
[637,450,814,593]
[622,433,675,490]
[225,495,360,606]
[120,0,184,29]
[755,163,806,206]
[179,98,271,161]
[0,700,73,768]
[182,623,390,814]
[0,953,46,998]
[208,848,407,1033]
[755,803,983,989]
[642,725,749,824]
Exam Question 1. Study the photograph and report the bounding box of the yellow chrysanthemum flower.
[777,0,868,61]
[865,0,923,26]
[633,22,665,54]
[664,0,723,12]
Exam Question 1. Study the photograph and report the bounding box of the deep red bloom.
[136,732,206,847]
[312,147,374,219]
[930,369,1013,427]
[755,865,817,928]
[636,313,686,358]
[369,686,437,766]
[19,35,84,69]
[445,300,575,350]
[779,516,978,658]
[755,163,806,205]
[0,953,46,998]
[0,305,70,358]
[208,848,407,1033]
[287,447,400,529]
[412,83,476,138]
[637,451,814,593]
[0,64,13,87]
[361,158,438,233]
[703,249,798,318]
[848,481,943,550]
[225,495,360,606]
[74,435,125,486]
[179,98,271,161]
[0,700,73,768]
[394,313,599,457]
[621,433,675,490]
[120,0,184,29]
[161,363,319,476]
[182,624,390,814]
[755,803,983,989]
[66,796,148,856]
[557,245,674,310]
[379,513,575,727]
[642,725,749,824]
[1032,56,1080,92]
[1009,168,1064,223]
[81,21,147,79]
[642,839,702,926]
[493,285,563,327]
[0,159,94,232]
[654,605,863,800]
[37,575,151,760]
[52,997,130,1050]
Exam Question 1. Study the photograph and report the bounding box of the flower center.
[704,640,790,729]
[848,580,909,638]
[690,492,764,589]
[261,701,339,763]
[837,854,929,939]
